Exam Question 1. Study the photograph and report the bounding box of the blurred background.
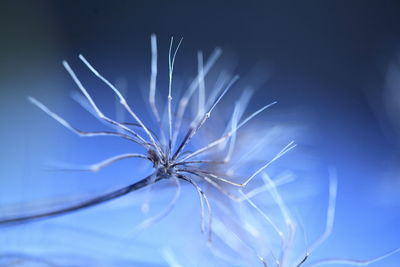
[0,1,400,266]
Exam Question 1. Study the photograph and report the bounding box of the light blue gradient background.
[1,1,400,266]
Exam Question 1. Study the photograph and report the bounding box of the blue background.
[0,1,400,266]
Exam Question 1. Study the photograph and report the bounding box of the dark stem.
[0,174,160,226]
[296,254,309,267]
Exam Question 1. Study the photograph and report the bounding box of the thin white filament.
[149,33,160,122]
[239,190,284,240]
[53,153,148,172]
[172,48,222,148]
[134,177,181,232]
[307,168,338,253]
[167,37,183,153]
[63,61,147,146]
[28,97,131,140]
[241,141,296,187]
[180,101,277,162]
[172,75,239,161]
[262,172,296,266]
[197,51,206,118]
[162,247,183,267]
[211,217,268,266]
[78,55,162,157]
[307,247,400,266]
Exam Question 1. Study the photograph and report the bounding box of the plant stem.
[0,174,159,226]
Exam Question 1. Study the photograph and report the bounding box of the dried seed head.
[0,35,399,267]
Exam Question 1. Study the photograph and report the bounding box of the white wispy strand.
[78,55,163,156]
[62,61,147,146]
[167,37,183,154]
[172,48,222,148]
[197,51,206,118]
[149,33,160,123]
[181,101,277,162]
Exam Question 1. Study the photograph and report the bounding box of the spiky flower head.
[1,35,399,267]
